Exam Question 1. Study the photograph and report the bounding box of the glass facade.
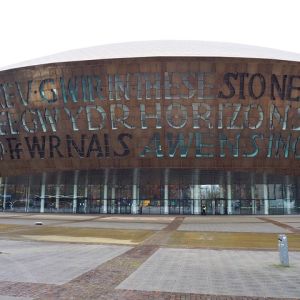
[0,169,299,215]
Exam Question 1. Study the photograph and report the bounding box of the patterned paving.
[0,240,130,284]
[117,248,300,299]
[0,214,299,299]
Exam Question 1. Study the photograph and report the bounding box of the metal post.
[98,184,101,214]
[212,196,216,215]
[103,169,108,214]
[190,185,194,213]
[137,185,140,211]
[251,173,256,215]
[40,172,46,213]
[111,186,115,214]
[84,187,88,214]
[111,170,116,214]
[193,169,200,215]
[263,173,269,215]
[278,234,289,266]
[84,173,88,214]
[219,174,225,215]
[103,184,108,213]
[227,171,232,214]
[285,175,291,215]
[3,177,7,211]
[132,168,139,214]
[72,171,79,214]
[164,169,169,214]
[55,172,61,211]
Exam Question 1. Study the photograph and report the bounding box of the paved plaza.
[0,240,131,284]
[118,248,300,298]
[0,213,299,299]
[0,296,32,300]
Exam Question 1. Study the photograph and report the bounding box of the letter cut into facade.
[0,41,300,215]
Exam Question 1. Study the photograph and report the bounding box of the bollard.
[278,234,289,267]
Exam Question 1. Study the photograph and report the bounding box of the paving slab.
[103,216,174,223]
[0,297,32,300]
[0,240,131,285]
[0,214,23,218]
[57,221,166,230]
[117,248,300,299]
[177,222,291,233]
[183,216,265,223]
[0,218,67,226]
[266,216,300,223]
[12,214,99,221]
[269,221,300,230]
[287,222,300,228]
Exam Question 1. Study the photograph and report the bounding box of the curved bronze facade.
[0,56,300,215]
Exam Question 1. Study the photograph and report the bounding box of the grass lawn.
[0,224,23,232]
[168,231,300,250]
[4,226,155,244]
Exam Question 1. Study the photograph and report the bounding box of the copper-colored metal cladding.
[0,56,299,177]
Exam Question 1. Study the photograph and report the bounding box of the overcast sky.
[1,0,299,68]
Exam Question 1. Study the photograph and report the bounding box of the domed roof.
[2,40,300,71]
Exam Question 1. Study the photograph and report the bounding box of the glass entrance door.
[200,199,227,215]
[214,198,227,215]
[77,197,87,214]
[119,198,132,214]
